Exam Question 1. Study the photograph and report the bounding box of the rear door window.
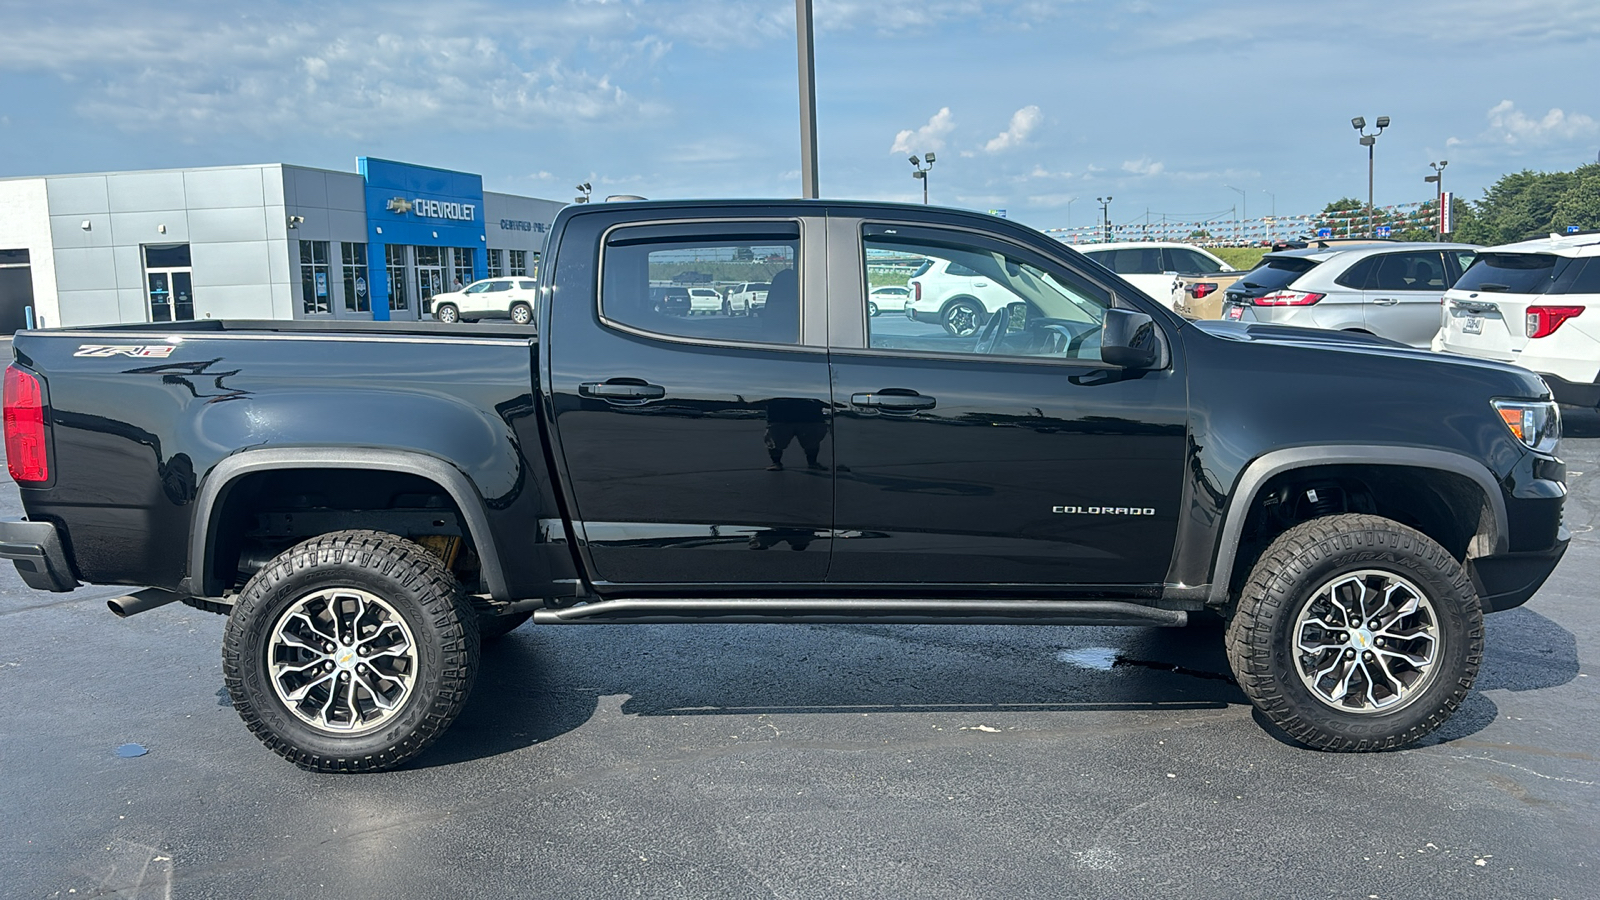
[1455,253,1570,294]
[1232,257,1318,294]
[1564,259,1600,294]
[1369,251,1448,292]
[1164,248,1221,275]
[602,222,800,345]
[1334,256,1378,289]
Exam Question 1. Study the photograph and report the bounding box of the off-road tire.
[1225,513,1482,751]
[222,530,481,772]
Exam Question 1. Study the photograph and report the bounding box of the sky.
[1,0,1598,236]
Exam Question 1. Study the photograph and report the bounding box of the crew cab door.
[545,212,834,587]
[826,217,1187,587]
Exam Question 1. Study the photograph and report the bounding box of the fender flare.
[1205,445,1509,606]
[186,447,509,601]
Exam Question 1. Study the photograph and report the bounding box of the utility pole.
[1097,196,1113,242]
[1425,160,1448,236]
[796,0,819,199]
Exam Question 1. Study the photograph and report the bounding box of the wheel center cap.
[336,649,358,670]
[1350,628,1376,650]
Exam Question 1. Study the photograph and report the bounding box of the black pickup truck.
[1,200,1570,771]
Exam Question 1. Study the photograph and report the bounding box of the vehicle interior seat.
[762,268,799,343]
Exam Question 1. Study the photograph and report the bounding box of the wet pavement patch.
[115,743,148,758]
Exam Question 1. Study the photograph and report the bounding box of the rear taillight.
[1525,305,1584,339]
[912,281,922,303]
[1189,283,1218,299]
[4,365,49,483]
[1253,290,1325,307]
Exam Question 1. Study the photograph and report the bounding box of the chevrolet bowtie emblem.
[386,197,413,214]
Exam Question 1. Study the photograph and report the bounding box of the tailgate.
[1436,291,1527,361]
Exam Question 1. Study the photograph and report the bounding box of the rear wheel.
[1225,514,1482,751]
[941,299,985,337]
[510,302,533,325]
[435,304,459,324]
[868,301,880,317]
[222,530,480,772]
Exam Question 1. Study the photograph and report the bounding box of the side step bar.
[531,598,1187,627]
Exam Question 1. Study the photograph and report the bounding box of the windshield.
[1454,253,1570,294]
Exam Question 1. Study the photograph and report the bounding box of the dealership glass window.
[601,222,800,345]
[509,250,527,276]
[299,240,332,315]
[414,246,444,314]
[862,226,1109,361]
[341,242,370,313]
[385,244,409,312]
[529,251,542,279]
[451,247,474,290]
[486,249,504,278]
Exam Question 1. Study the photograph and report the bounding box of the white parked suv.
[432,277,539,325]
[1433,232,1600,406]
[1077,241,1234,309]
[905,257,1027,336]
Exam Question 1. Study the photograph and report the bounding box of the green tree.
[1453,163,1600,245]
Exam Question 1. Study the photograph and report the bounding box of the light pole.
[1352,115,1390,237]
[1224,184,1246,244]
[1262,189,1276,243]
[795,0,819,198]
[908,153,936,204]
[574,182,592,204]
[1425,160,1448,236]
[1066,196,1077,232]
[1097,196,1113,242]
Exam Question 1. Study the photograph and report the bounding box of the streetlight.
[1224,184,1246,244]
[1097,196,1113,242]
[1262,189,1276,243]
[1352,115,1390,237]
[1065,196,1077,231]
[909,152,936,204]
[1425,160,1449,236]
[574,182,592,204]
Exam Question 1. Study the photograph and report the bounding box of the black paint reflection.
[764,398,827,471]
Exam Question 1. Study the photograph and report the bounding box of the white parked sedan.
[431,277,539,325]
[868,285,911,316]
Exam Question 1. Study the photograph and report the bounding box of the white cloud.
[1121,158,1165,176]
[984,105,1041,153]
[1483,100,1598,145]
[891,107,956,154]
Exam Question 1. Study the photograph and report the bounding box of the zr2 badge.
[74,344,177,359]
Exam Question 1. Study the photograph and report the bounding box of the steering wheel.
[974,304,1012,354]
[1028,317,1103,359]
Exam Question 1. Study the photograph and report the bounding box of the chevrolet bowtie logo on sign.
[385,197,413,214]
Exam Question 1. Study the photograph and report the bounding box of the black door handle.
[580,381,666,402]
[850,391,936,411]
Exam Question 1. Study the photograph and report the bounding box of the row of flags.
[1047,200,1444,245]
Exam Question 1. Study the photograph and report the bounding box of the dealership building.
[0,158,564,333]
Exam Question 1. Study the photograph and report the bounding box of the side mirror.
[1101,308,1160,369]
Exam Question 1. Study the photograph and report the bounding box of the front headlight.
[1491,399,1561,453]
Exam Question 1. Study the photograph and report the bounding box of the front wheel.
[510,302,533,325]
[868,301,879,318]
[1225,514,1482,751]
[435,304,459,324]
[222,531,481,772]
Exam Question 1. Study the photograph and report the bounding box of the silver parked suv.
[1220,242,1479,347]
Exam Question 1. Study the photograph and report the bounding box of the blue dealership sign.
[359,157,487,320]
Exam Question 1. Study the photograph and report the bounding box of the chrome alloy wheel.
[1293,570,1441,714]
[266,588,418,735]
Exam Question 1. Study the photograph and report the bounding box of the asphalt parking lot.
[1,422,1596,900]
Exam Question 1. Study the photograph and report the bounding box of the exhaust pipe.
[108,588,184,619]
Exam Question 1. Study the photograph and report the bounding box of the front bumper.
[1468,525,1569,613]
[0,517,80,593]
